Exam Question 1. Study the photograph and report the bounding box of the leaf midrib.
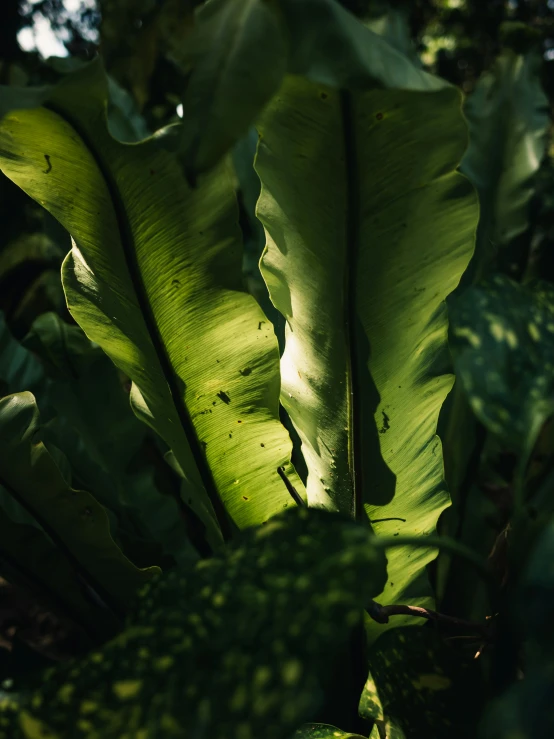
[339,90,363,521]
[45,101,233,542]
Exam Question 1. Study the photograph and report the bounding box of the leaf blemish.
[239,367,252,376]
[379,411,390,434]
[217,391,231,404]
[43,154,52,173]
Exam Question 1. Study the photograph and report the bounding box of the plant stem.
[367,599,491,637]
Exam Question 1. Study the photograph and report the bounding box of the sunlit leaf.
[255,14,477,638]
[0,59,304,546]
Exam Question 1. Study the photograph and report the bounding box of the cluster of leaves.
[0,0,553,737]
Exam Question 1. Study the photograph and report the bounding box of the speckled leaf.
[368,718,406,739]
[0,59,304,542]
[0,506,387,739]
[359,670,385,724]
[0,392,158,617]
[178,0,287,177]
[461,43,549,281]
[255,32,477,638]
[367,627,485,739]
[293,723,366,739]
[449,275,554,452]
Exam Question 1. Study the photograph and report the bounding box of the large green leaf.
[178,0,287,178]
[255,44,477,635]
[0,59,304,542]
[0,506,387,739]
[461,41,549,282]
[172,0,442,178]
[0,392,158,620]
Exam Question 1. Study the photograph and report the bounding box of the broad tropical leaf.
[178,0,287,178]
[461,38,549,282]
[0,506,387,739]
[0,59,304,544]
[255,29,477,636]
[0,392,158,619]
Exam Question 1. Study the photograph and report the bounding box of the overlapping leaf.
[255,13,477,637]
[178,0,288,177]
[461,37,549,282]
[0,392,157,623]
[0,506,387,739]
[20,312,197,565]
[0,59,304,544]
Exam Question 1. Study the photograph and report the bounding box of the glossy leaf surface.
[0,60,304,542]
[256,41,477,636]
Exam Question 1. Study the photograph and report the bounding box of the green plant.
[0,0,553,737]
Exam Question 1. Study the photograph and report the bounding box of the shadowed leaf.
[178,0,287,178]
[449,275,554,453]
[0,392,158,619]
[0,507,387,739]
